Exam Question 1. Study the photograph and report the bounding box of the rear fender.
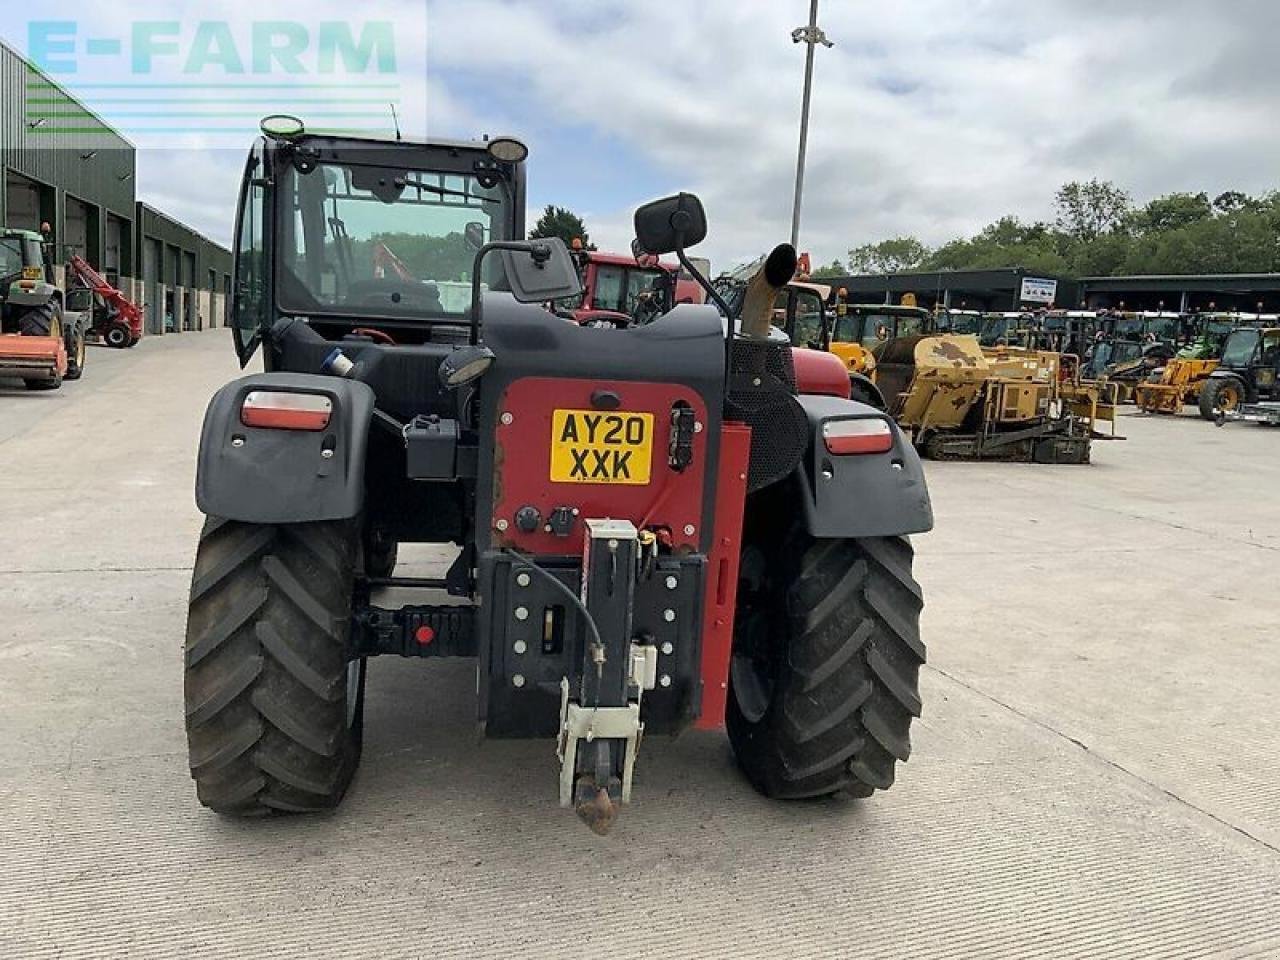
[4,281,58,308]
[848,371,886,410]
[196,372,374,523]
[790,394,933,539]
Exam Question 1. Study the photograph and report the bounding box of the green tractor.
[0,227,89,388]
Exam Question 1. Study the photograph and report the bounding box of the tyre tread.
[183,519,361,817]
[727,533,925,801]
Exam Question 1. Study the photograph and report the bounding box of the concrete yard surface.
[1,331,1278,959]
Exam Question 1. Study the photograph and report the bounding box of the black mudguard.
[792,394,933,539]
[195,372,375,523]
[848,371,886,410]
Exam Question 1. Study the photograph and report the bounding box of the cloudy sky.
[14,1,1280,271]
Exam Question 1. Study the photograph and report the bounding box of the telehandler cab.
[185,120,932,832]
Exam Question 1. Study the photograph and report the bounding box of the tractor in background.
[764,295,1112,461]
[1200,325,1280,421]
[1086,311,1180,401]
[0,226,89,389]
[184,122,932,834]
[933,308,983,336]
[556,246,704,328]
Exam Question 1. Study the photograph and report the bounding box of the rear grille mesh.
[726,339,808,492]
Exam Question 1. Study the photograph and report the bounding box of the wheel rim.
[1220,385,1241,411]
[730,611,774,723]
[76,338,85,368]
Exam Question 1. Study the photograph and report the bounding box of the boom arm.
[68,255,144,338]
[373,242,416,282]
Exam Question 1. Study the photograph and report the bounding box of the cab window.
[779,289,824,346]
[232,147,268,363]
[592,265,627,313]
[1261,332,1280,366]
[897,315,924,338]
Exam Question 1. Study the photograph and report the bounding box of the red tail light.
[240,391,332,431]
[822,417,894,455]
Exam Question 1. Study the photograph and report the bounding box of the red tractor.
[558,248,704,327]
[185,122,932,832]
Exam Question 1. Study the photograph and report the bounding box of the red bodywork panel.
[492,377,710,556]
[695,423,751,730]
[792,347,851,399]
[0,333,67,377]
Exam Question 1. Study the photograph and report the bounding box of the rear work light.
[822,417,894,455]
[240,391,332,431]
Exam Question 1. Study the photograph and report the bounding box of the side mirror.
[468,237,583,345]
[498,237,583,303]
[464,221,485,251]
[633,192,707,255]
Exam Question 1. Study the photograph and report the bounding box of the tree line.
[812,180,1280,279]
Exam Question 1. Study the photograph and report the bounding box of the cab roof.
[582,250,679,272]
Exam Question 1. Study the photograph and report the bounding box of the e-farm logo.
[25,19,408,144]
[30,21,396,75]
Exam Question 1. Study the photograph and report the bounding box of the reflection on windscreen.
[278,163,511,319]
[1220,331,1258,366]
[595,265,666,315]
[0,239,24,277]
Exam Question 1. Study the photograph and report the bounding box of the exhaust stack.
[738,243,798,340]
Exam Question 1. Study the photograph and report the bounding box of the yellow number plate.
[549,409,654,484]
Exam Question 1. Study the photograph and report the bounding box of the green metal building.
[1,39,232,335]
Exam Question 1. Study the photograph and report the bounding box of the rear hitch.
[553,519,658,835]
[574,781,618,836]
[557,681,643,836]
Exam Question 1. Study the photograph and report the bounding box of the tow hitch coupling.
[555,519,657,834]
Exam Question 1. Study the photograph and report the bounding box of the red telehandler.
[68,255,143,348]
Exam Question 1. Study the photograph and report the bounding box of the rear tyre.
[727,522,925,800]
[16,301,55,336]
[1199,377,1245,421]
[65,330,86,380]
[184,518,365,816]
[105,324,130,348]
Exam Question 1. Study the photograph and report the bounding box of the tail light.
[240,391,332,431]
[822,417,894,455]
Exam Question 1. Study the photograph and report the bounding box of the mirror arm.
[673,245,735,384]
[674,246,731,320]
[469,240,530,345]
